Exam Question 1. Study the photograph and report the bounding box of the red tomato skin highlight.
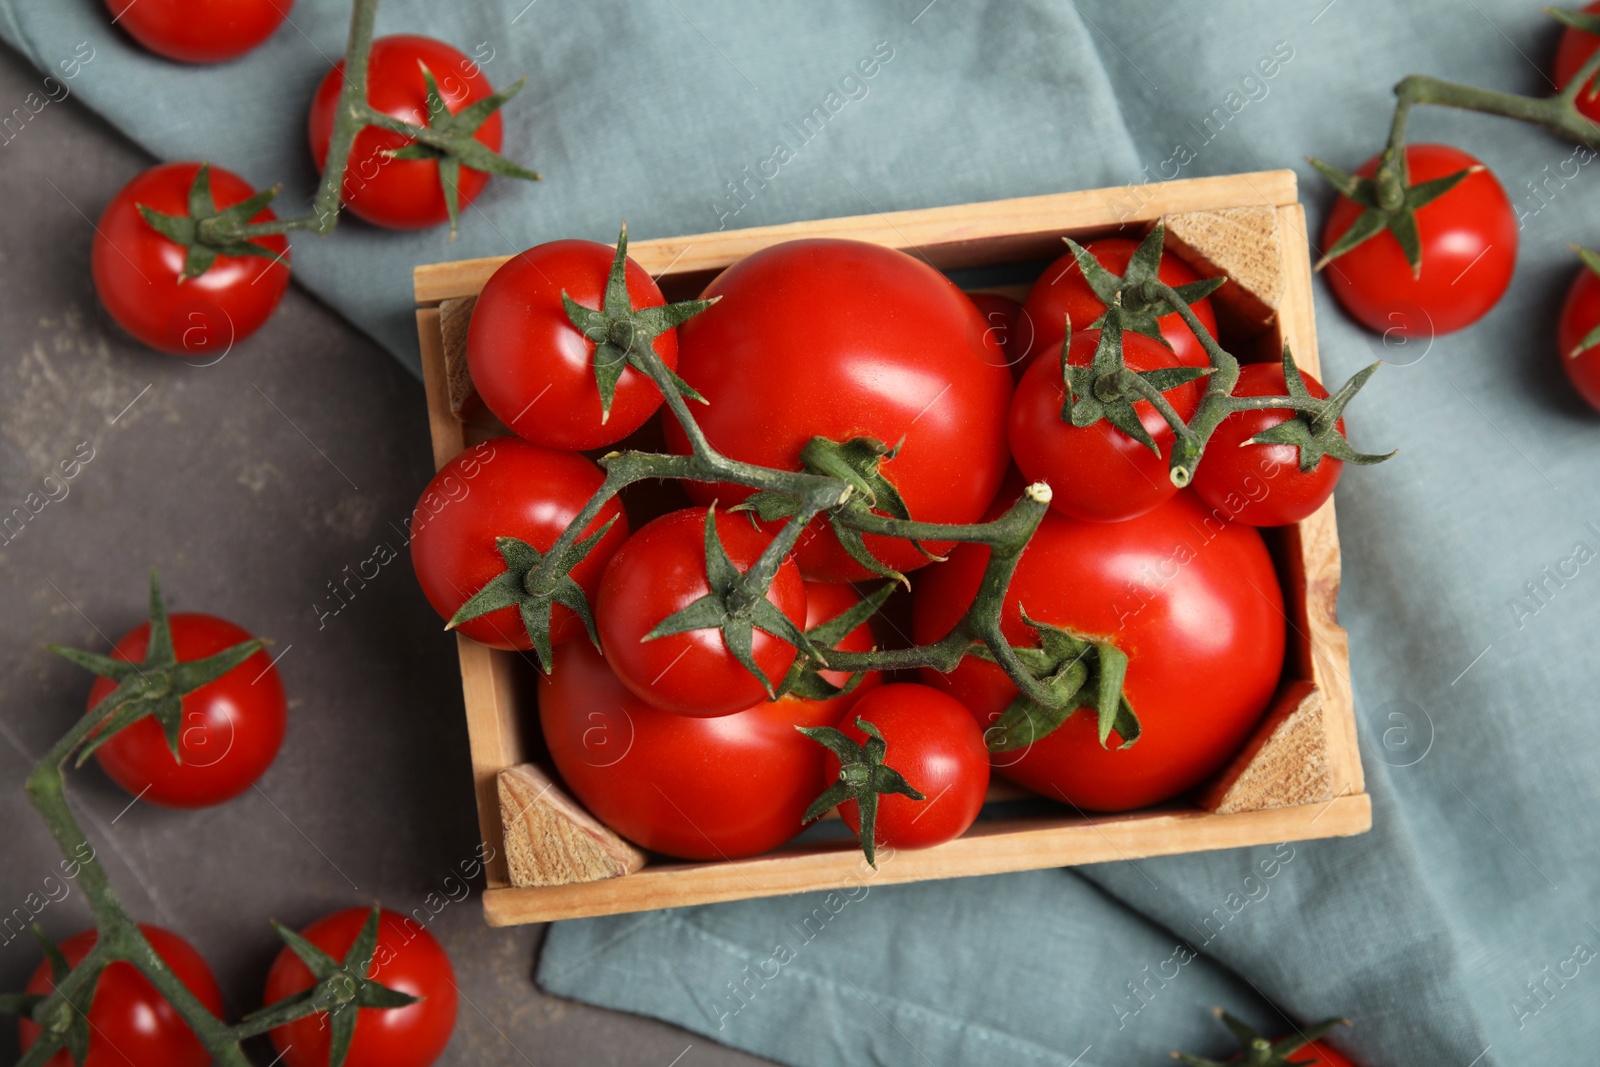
[19,924,224,1067]
[104,0,290,63]
[264,908,458,1067]
[92,161,289,356]
[408,437,629,651]
[596,508,807,717]
[308,35,502,230]
[829,683,990,851]
[1009,329,1201,523]
[1320,144,1516,337]
[466,240,680,449]
[89,613,286,808]
[1558,262,1600,412]
[665,238,1013,581]
[914,492,1285,812]
[1190,362,1344,527]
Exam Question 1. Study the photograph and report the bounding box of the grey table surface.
[0,40,770,1067]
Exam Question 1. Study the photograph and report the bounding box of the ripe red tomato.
[541,638,863,859]
[826,683,989,851]
[18,924,224,1067]
[264,908,457,1067]
[104,0,290,64]
[1555,1,1600,122]
[1022,237,1218,370]
[1190,362,1343,527]
[1293,1041,1356,1067]
[1009,328,1202,523]
[596,508,806,716]
[466,240,683,449]
[664,239,1013,581]
[1557,260,1600,412]
[87,613,285,808]
[914,492,1284,811]
[1320,144,1515,337]
[92,162,289,356]
[968,292,1033,378]
[309,35,501,230]
[408,438,629,651]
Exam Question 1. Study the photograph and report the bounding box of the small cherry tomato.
[968,292,1033,378]
[92,162,289,356]
[408,438,629,651]
[1320,143,1516,337]
[264,908,457,1067]
[1557,256,1600,412]
[826,683,989,851]
[104,0,290,64]
[309,35,502,230]
[1022,237,1218,369]
[18,924,224,1067]
[596,508,807,717]
[1555,1,1600,122]
[88,613,285,808]
[1190,362,1343,526]
[1009,329,1201,523]
[466,240,682,449]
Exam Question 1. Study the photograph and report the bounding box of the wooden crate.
[412,169,1371,927]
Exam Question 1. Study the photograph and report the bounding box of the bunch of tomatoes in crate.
[409,224,1388,866]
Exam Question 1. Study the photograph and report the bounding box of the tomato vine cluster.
[410,220,1389,865]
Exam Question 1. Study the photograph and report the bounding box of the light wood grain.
[481,795,1371,925]
[1162,204,1283,333]
[498,764,646,886]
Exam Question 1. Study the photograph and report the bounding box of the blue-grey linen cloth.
[4,2,1597,1063]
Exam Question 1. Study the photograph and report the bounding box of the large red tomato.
[18,925,224,1067]
[408,438,628,651]
[1190,362,1343,527]
[104,0,290,63]
[596,508,807,716]
[1320,144,1515,337]
[914,492,1285,811]
[92,162,290,356]
[309,35,502,230]
[541,638,863,859]
[1555,1,1600,122]
[1009,328,1201,522]
[1557,257,1600,412]
[466,240,682,449]
[264,908,457,1067]
[664,239,1013,581]
[89,613,285,808]
[1022,237,1218,369]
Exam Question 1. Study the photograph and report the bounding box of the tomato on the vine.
[1022,237,1218,369]
[466,240,684,450]
[264,908,457,1067]
[104,0,290,64]
[309,35,501,230]
[1320,143,1515,337]
[408,438,629,652]
[1190,362,1343,526]
[1557,254,1600,412]
[18,924,224,1067]
[542,593,879,859]
[596,508,807,717]
[968,292,1033,378]
[664,238,1013,581]
[1009,328,1202,523]
[914,492,1284,812]
[823,683,989,852]
[1555,1,1600,122]
[87,613,285,808]
[92,162,289,356]
[790,580,885,719]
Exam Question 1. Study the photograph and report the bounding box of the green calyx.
[1247,346,1393,473]
[1174,1009,1350,1067]
[1567,245,1600,358]
[137,163,285,281]
[797,716,925,867]
[446,518,619,673]
[49,570,262,768]
[385,64,542,239]
[22,927,91,1065]
[1062,224,1224,350]
[644,507,821,698]
[774,582,896,701]
[561,225,715,423]
[977,611,1139,752]
[248,905,419,1067]
[1055,308,1211,455]
[1307,151,1477,275]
